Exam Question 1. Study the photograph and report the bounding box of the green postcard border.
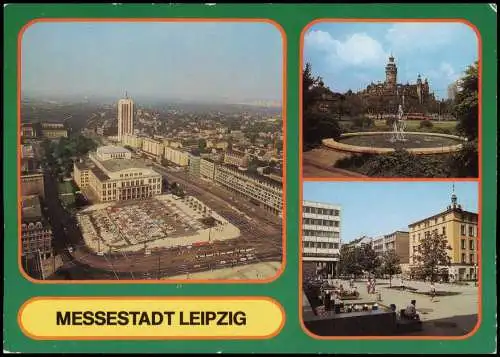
[3,3,497,354]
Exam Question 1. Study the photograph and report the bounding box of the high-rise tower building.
[385,55,398,91]
[117,93,134,141]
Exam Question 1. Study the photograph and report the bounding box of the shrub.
[419,120,434,129]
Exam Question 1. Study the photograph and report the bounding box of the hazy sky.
[21,21,283,103]
[303,182,478,243]
[304,22,478,98]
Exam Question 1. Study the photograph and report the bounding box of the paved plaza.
[165,261,281,280]
[76,194,240,253]
[338,278,479,336]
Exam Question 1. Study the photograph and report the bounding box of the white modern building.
[302,200,341,277]
[73,146,162,202]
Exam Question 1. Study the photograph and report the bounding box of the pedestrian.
[367,279,371,294]
[430,281,436,301]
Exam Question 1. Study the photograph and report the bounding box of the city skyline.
[304,22,478,98]
[21,21,283,104]
[303,181,479,243]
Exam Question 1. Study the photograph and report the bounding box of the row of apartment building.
[193,157,283,217]
[21,122,68,139]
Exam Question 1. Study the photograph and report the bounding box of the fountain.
[389,104,407,143]
[322,100,466,156]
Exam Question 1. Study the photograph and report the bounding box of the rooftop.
[303,200,341,209]
[220,164,282,189]
[21,195,42,221]
[91,166,110,181]
[97,146,131,155]
[408,206,477,227]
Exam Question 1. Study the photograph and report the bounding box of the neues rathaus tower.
[360,55,435,111]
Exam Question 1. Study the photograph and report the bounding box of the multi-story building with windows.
[164,146,189,167]
[141,137,164,161]
[121,134,144,149]
[21,195,53,259]
[408,190,478,281]
[21,123,37,138]
[342,235,373,252]
[214,164,282,217]
[302,201,341,277]
[40,122,68,139]
[200,158,216,181]
[21,173,45,198]
[188,154,201,178]
[372,230,410,264]
[73,146,162,202]
[224,150,249,168]
[117,96,134,141]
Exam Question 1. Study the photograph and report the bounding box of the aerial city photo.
[301,22,479,178]
[19,21,284,281]
[301,182,479,337]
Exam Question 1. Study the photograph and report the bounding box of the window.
[469,226,474,237]
[461,253,466,263]
[461,224,466,236]
[469,240,474,250]
[470,254,474,264]
[461,239,466,249]
[442,227,446,235]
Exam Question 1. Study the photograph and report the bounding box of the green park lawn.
[373,119,458,131]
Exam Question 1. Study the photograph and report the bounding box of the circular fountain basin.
[323,132,466,155]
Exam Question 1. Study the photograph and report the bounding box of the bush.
[352,117,374,129]
[419,120,434,129]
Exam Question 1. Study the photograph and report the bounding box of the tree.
[338,246,363,278]
[448,140,478,177]
[303,62,321,112]
[454,61,478,140]
[413,230,452,282]
[359,244,381,276]
[198,138,207,152]
[303,111,342,149]
[302,62,342,150]
[380,250,402,287]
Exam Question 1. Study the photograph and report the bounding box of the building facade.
[200,158,216,181]
[372,230,410,264]
[224,150,249,168]
[188,154,201,178]
[214,165,282,216]
[359,55,433,106]
[121,134,144,149]
[302,201,341,277]
[408,191,478,281]
[164,146,189,167]
[73,146,162,202]
[40,122,68,139]
[21,195,53,259]
[21,123,37,138]
[142,137,164,161]
[117,96,134,141]
[21,173,45,198]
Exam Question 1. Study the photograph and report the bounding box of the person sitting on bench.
[402,300,420,320]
